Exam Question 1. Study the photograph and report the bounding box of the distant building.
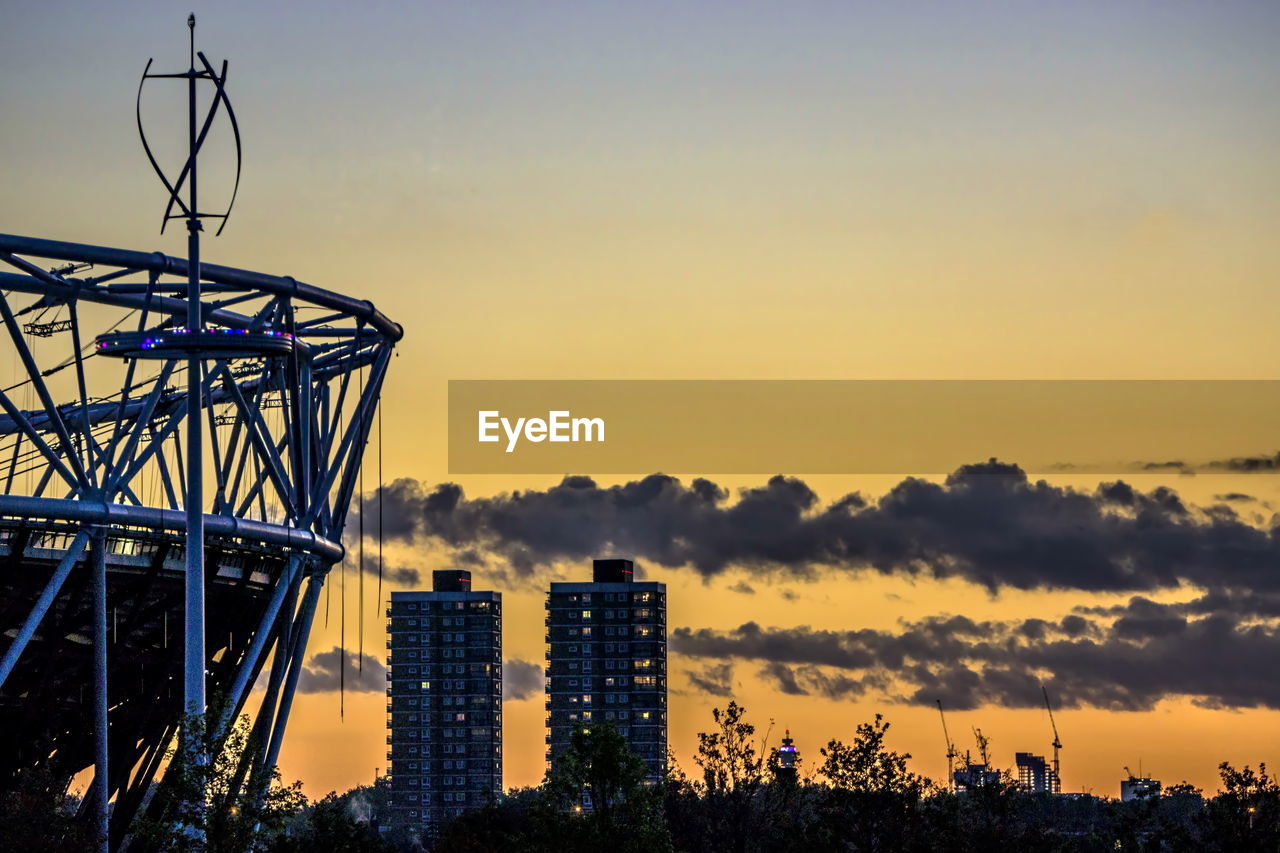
[546,559,667,785]
[1121,775,1161,801]
[387,571,503,836]
[953,763,1002,792]
[1016,752,1060,794]
[775,729,800,783]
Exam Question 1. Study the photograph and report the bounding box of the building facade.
[1121,775,1161,801]
[546,559,667,784]
[1015,752,1059,794]
[387,570,502,834]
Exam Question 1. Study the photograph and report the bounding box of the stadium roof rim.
[0,233,403,344]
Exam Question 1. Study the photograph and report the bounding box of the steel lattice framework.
[0,232,400,847]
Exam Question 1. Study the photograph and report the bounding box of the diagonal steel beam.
[0,528,92,689]
[0,289,89,487]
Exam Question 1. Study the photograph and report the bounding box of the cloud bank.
[673,593,1280,711]
[362,462,1279,711]
[370,461,1278,598]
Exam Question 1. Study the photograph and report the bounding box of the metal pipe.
[261,573,322,778]
[0,494,342,564]
[212,553,302,743]
[0,529,91,688]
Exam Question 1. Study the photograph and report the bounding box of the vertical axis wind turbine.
[134,14,243,841]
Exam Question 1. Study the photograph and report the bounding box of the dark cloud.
[686,662,735,697]
[672,598,1280,711]
[1214,493,1256,503]
[296,646,386,694]
[1208,452,1280,473]
[503,659,544,701]
[1133,452,1280,475]
[760,661,807,695]
[363,553,421,587]
[335,542,423,587]
[371,464,1280,598]
[728,581,756,595]
[758,664,873,700]
[1140,460,1189,472]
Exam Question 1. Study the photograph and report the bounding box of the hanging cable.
[340,543,345,720]
[377,402,383,612]
[357,323,365,674]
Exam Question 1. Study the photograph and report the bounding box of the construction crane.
[1043,685,1063,794]
[936,700,959,791]
[972,727,991,766]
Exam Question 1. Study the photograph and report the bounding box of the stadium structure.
[0,18,400,850]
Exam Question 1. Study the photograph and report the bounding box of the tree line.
[2,702,1277,851]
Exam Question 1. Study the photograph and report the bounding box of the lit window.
[582,610,591,619]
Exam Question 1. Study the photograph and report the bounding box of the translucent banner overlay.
[448,380,1280,475]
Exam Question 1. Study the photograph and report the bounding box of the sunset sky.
[3,0,1280,800]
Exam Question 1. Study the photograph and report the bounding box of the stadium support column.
[182,13,209,840]
[92,528,109,853]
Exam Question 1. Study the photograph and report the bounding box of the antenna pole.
[181,11,209,843]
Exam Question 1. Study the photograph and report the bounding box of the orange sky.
[4,0,1280,802]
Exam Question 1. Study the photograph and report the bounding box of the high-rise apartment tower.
[387,570,502,833]
[545,558,667,785]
